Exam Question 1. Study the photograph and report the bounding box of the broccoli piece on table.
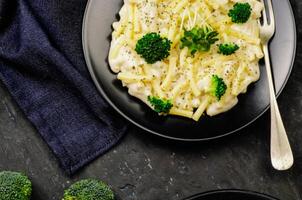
[228,3,252,23]
[211,75,227,101]
[135,32,172,64]
[148,96,173,114]
[0,171,32,200]
[63,179,114,200]
[218,43,240,55]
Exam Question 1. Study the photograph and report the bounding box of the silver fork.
[260,0,294,170]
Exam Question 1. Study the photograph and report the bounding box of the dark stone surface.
[0,0,302,199]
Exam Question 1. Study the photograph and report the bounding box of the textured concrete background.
[0,0,302,199]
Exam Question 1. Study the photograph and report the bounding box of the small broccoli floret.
[148,96,173,114]
[211,75,227,101]
[228,3,252,23]
[135,32,172,64]
[218,43,240,55]
[0,171,32,200]
[180,26,219,55]
[63,179,114,200]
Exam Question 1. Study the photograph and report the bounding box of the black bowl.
[82,0,296,141]
[184,189,279,200]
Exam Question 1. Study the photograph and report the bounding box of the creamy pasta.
[108,0,264,121]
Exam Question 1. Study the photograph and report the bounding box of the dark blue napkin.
[0,0,128,175]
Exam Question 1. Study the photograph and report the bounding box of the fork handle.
[263,44,294,170]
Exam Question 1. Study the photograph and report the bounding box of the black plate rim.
[82,0,297,142]
[183,189,279,200]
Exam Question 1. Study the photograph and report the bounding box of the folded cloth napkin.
[0,0,128,174]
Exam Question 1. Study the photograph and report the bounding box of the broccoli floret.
[228,3,252,23]
[218,43,240,55]
[135,33,172,64]
[180,26,219,55]
[0,171,32,200]
[211,75,227,101]
[148,96,173,114]
[63,179,114,200]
